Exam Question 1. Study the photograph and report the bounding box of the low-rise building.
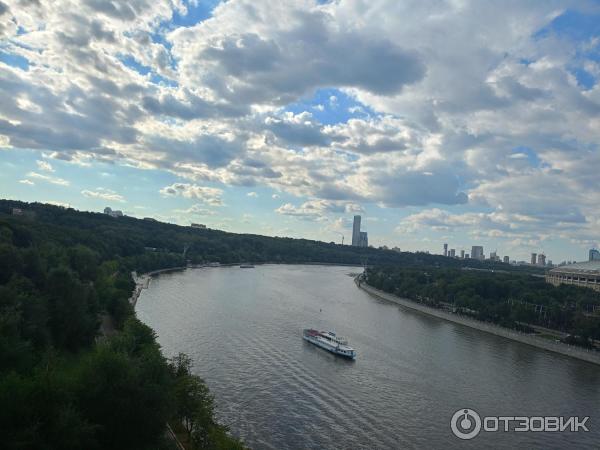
[546,261,600,292]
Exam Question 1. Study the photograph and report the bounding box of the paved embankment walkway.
[356,278,600,366]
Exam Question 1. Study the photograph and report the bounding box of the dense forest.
[0,200,543,273]
[0,200,251,450]
[0,199,562,448]
[365,266,600,348]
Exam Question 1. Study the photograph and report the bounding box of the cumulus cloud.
[1,0,600,254]
[170,2,425,106]
[159,183,224,206]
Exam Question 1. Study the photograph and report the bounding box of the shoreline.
[355,277,600,366]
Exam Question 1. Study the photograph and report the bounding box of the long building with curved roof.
[546,260,600,292]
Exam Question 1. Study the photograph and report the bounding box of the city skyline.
[1,1,600,262]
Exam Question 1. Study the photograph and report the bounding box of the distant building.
[460,250,465,259]
[547,260,600,292]
[471,246,484,261]
[590,249,600,261]
[503,256,510,264]
[103,207,123,218]
[352,215,361,246]
[11,208,24,216]
[143,217,157,222]
[489,251,497,261]
[531,253,537,265]
[392,246,401,253]
[443,243,448,257]
[359,231,368,248]
[448,249,455,257]
[538,254,546,266]
[191,223,207,229]
[351,215,368,247]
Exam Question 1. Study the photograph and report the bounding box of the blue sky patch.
[0,51,29,70]
[284,88,377,125]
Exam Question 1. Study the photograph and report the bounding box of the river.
[136,265,600,449]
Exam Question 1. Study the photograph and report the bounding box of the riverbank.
[356,277,600,366]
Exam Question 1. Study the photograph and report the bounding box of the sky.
[1,0,600,263]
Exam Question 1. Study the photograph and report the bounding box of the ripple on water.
[137,265,600,450]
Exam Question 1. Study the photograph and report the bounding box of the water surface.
[136,265,600,449]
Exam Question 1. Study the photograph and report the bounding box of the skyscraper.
[460,250,465,259]
[590,249,600,261]
[538,254,546,266]
[531,253,537,265]
[443,243,448,257]
[503,256,510,264]
[352,215,361,246]
[449,249,456,257]
[471,246,484,260]
[359,231,368,248]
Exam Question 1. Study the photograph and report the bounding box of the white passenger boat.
[303,329,356,359]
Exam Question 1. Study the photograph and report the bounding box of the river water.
[136,265,600,449]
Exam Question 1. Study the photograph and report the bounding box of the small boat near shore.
[303,329,356,359]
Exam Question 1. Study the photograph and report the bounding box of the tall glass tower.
[352,215,361,246]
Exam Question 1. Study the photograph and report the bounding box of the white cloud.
[247,191,258,197]
[81,188,126,203]
[0,0,599,254]
[36,160,54,172]
[18,179,34,185]
[26,171,70,186]
[160,183,224,206]
[173,204,217,216]
[276,199,363,221]
[45,200,70,208]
